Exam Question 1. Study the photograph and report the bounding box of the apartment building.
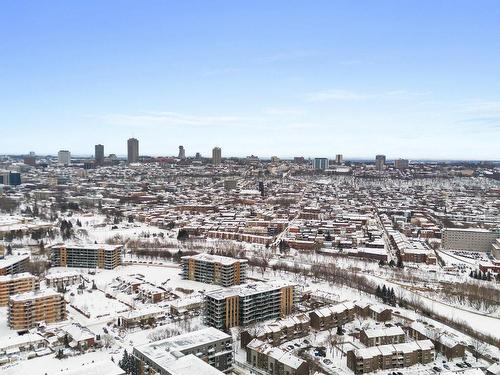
[241,313,310,347]
[309,302,355,330]
[0,272,40,306]
[360,327,406,347]
[50,243,122,269]
[181,253,247,287]
[347,340,434,374]
[246,338,309,375]
[204,282,297,330]
[133,327,233,374]
[8,289,66,330]
[407,322,465,359]
[442,228,497,252]
[0,255,30,276]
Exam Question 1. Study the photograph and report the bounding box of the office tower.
[195,152,202,160]
[95,144,104,165]
[313,158,328,170]
[58,150,71,166]
[335,154,343,165]
[50,244,123,269]
[212,147,222,166]
[394,158,409,169]
[204,281,296,330]
[258,181,265,197]
[0,171,21,186]
[127,138,139,163]
[178,145,186,159]
[375,154,386,171]
[181,254,248,286]
[8,289,66,329]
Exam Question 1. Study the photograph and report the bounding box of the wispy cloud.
[306,89,367,102]
[263,107,305,116]
[305,88,430,102]
[463,100,500,113]
[100,111,246,128]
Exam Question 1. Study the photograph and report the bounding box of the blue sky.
[1,1,499,159]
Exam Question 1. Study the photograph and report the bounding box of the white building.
[442,228,497,252]
[57,150,71,166]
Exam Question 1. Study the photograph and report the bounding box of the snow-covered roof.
[50,243,122,251]
[363,326,405,338]
[0,254,29,268]
[9,288,61,302]
[134,327,230,365]
[0,272,36,283]
[247,339,305,369]
[181,253,248,265]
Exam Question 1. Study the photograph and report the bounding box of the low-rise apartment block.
[50,243,122,269]
[133,327,233,374]
[347,340,435,374]
[355,301,392,322]
[241,313,310,347]
[0,272,40,306]
[8,289,66,330]
[309,302,355,330]
[45,270,81,288]
[360,326,406,347]
[246,338,309,375]
[181,253,247,286]
[407,322,465,359]
[205,282,297,330]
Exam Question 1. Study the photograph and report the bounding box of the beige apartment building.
[8,289,66,330]
[0,272,39,306]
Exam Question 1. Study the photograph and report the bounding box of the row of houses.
[246,338,309,375]
[347,339,435,374]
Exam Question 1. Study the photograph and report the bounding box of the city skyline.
[1,1,500,159]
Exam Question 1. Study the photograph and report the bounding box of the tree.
[470,339,487,362]
[177,229,189,241]
[336,325,344,335]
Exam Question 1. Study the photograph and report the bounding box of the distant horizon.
[3,151,499,163]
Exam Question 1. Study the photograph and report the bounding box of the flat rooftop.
[9,288,61,302]
[181,253,248,265]
[50,243,123,251]
[134,327,230,365]
[0,254,29,268]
